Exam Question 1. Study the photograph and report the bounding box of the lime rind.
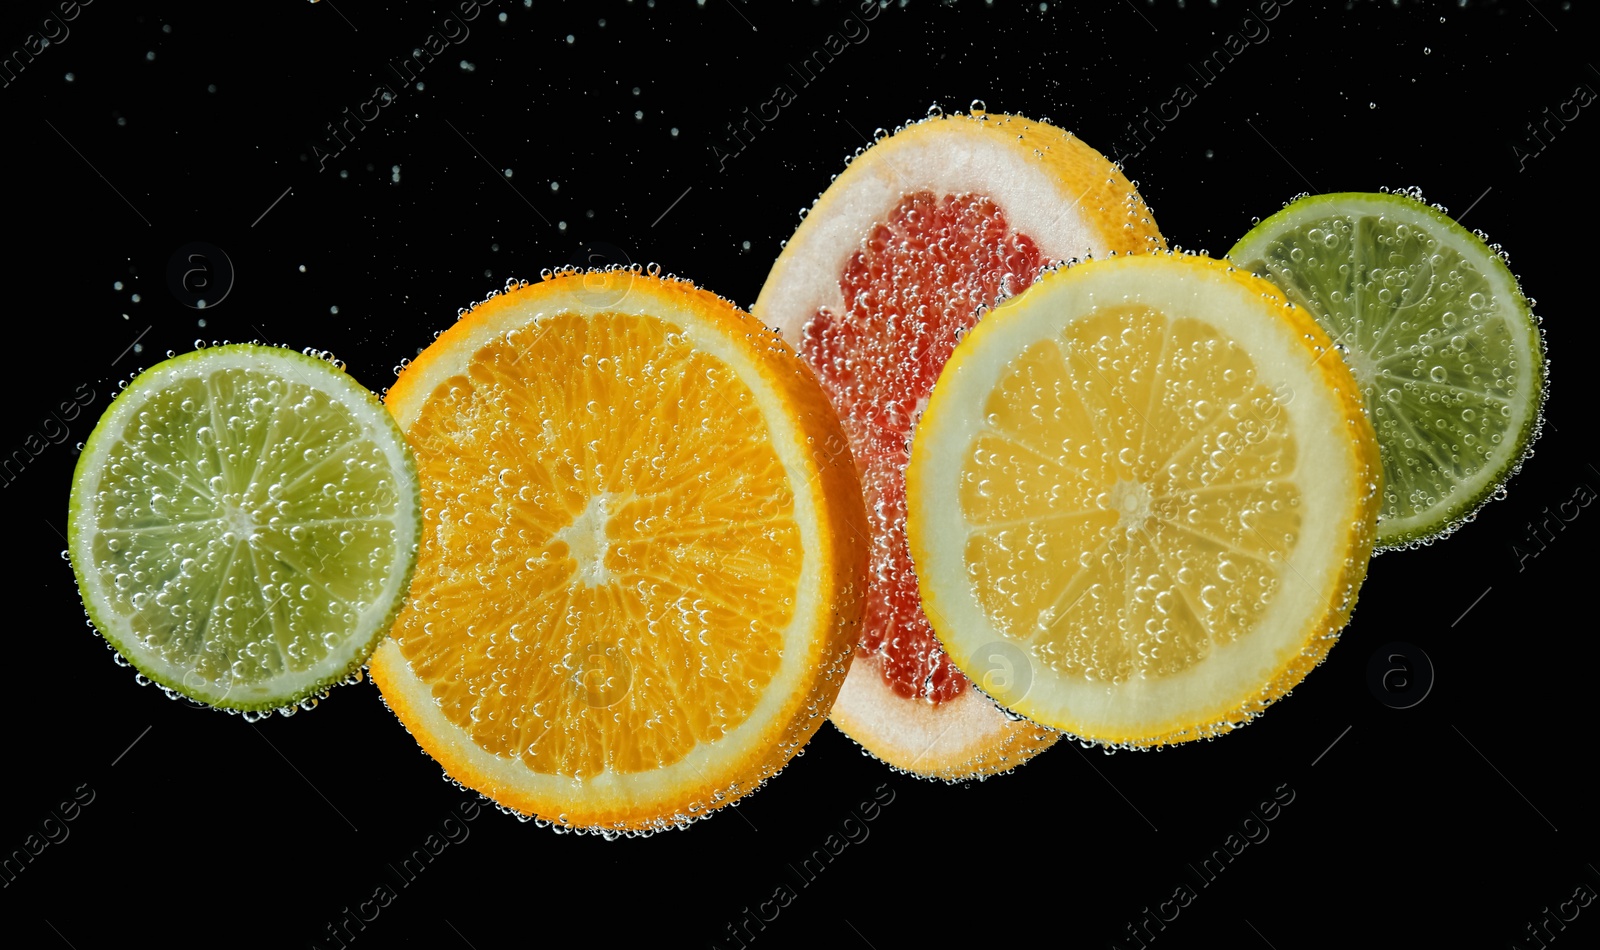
[67,344,421,715]
[1228,191,1546,550]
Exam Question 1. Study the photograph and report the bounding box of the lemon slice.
[67,345,421,713]
[906,253,1380,747]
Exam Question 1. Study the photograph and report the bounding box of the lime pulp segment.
[68,345,421,711]
[1228,193,1545,549]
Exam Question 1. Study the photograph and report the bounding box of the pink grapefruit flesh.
[801,192,1044,706]
[755,111,1165,780]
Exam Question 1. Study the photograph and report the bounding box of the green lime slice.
[67,345,421,713]
[1229,191,1546,550]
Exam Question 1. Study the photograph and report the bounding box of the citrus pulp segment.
[370,271,868,834]
[1228,191,1545,549]
[754,110,1164,778]
[905,253,1380,747]
[67,344,421,712]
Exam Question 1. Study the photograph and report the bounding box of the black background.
[5,1,1598,947]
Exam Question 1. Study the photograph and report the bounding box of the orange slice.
[754,110,1164,779]
[371,271,868,834]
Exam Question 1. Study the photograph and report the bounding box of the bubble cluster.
[799,192,1045,703]
[1244,203,1542,544]
[391,311,802,780]
[961,306,1299,685]
[81,353,413,707]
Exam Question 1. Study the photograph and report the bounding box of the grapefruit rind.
[756,111,1165,341]
[906,253,1380,748]
[827,653,1057,782]
[371,271,869,834]
[754,111,1165,777]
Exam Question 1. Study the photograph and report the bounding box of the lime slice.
[1229,192,1546,549]
[67,345,421,713]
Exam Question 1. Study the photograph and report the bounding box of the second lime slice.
[1229,191,1545,549]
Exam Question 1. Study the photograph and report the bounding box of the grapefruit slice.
[754,110,1165,779]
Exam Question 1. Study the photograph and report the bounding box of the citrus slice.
[1229,191,1546,549]
[370,271,868,835]
[753,109,1164,779]
[906,253,1380,747]
[67,344,421,713]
